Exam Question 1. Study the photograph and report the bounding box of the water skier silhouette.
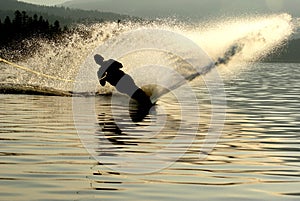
[95,54,153,121]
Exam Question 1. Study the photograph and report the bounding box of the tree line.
[0,10,67,47]
[0,10,68,60]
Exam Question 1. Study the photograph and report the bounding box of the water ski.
[129,95,156,122]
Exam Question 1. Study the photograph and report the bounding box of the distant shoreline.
[262,38,300,63]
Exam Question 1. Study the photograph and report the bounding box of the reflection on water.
[1,63,300,200]
[95,94,202,174]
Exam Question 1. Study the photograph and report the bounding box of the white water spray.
[0,13,296,94]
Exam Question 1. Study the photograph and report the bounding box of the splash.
[0,13,296,95]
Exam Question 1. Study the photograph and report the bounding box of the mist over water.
[0,13,296,94]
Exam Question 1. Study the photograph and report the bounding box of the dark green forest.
[0,10,68,60]
[0,0,134,61]
[0,10,65,46]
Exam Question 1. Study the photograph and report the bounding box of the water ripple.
[1,63,300,200]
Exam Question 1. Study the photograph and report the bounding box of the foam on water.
[0,13,296,94]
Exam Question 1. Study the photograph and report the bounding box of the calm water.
[1,63,300,201]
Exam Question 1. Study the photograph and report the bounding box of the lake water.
[1,62,300,201]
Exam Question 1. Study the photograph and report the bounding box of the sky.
[18,0,69,6]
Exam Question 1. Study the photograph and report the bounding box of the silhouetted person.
[95,54,153,113]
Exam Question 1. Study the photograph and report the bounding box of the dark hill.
[63,0,300,20]
[0,0,134,25]
[264,38,300,63]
